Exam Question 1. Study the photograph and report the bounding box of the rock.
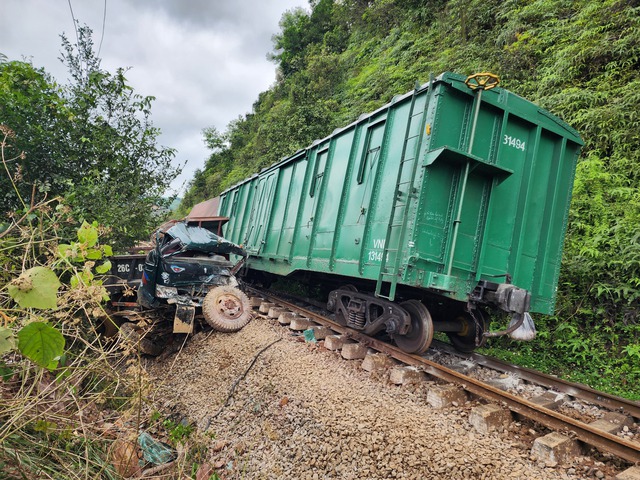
[212,440,227,452]
[109,438,142,478]
[531,432,581,465]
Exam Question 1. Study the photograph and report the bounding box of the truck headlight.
[156,285,178,298]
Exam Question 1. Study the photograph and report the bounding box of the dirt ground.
[144,315,611,480]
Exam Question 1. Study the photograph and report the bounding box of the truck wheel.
[119,322,163,356]
[203,286,252,333]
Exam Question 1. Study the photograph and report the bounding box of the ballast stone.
[530,432,581,465]
[341,342,368,360]
[389,366,425,385]
[259,302,276,314]
[268,307,286,319]
[530,391,565,410]
[447,359,477,375]
[427,385,467,408]
[309,325,331,340]
[278,312,298,325]
[324,335,346,351]
[249,297,264,308]
[485,374,521,391]
[469,404,512,434]
[361,353,396,373]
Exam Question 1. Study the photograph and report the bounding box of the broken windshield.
[160,223,246,258]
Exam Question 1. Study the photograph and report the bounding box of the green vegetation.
[0,195,134,477]
[0,26,180,250]
[0,27,209,478]
[148,411,195,445]
[180,0,640,399]
[0,195,210,477]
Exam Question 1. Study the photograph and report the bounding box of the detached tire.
[203,286,252,333]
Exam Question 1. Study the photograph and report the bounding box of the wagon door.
[290,146,328,263]
[336,120,385,248]
[244,172,277,254]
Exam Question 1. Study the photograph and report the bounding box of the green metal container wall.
[218,72,583,315]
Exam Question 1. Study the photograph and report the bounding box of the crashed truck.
[105,221,253,346]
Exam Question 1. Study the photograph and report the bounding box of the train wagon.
[217,72,583,353]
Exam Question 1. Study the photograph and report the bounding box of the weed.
[162,418,195,444]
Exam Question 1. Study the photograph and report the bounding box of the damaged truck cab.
[137,222,252,334]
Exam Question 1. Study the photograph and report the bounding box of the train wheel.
[396,300,434,354]
[203,286,252,333]
[447,309,487,353]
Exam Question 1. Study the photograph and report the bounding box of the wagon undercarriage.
[327,279,533,354]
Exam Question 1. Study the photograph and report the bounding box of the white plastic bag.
[508,312,536,341]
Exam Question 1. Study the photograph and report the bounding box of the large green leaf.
[70,270,93,288]
[77,221,98,247]
[17,322,65,369]
[58,243,73,258]
[7,267,61,309]
[0,326,16,355]
[86,248,103,260]
[95,259,112,274]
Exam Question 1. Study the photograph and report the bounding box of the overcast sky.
[0,0,309,196]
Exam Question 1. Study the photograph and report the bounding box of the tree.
[59,26,181,247]
[270,8,312,77]
[0,26,181,248]
[0,62,70,212]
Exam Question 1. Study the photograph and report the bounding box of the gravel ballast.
[145,316,600,479]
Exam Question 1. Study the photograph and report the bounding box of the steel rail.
[432,340,640,420]
[250,288,640,463]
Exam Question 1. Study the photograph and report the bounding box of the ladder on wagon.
[375,77,433,301]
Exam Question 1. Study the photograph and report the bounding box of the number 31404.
[503,135,526,152]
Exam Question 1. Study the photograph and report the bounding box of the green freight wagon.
[218,72,583,353]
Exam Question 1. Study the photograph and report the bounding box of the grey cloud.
[0,0,309,195]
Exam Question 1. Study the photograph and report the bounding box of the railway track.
[431,340,640,420]
[248,286,640,465]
